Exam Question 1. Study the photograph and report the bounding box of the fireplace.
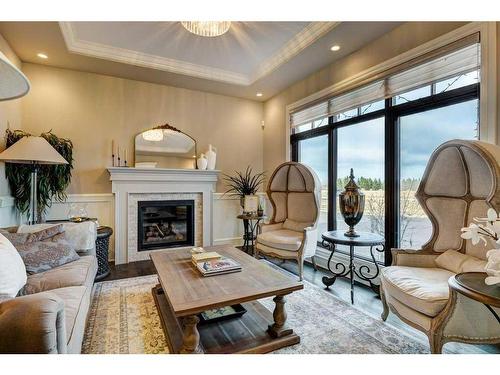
[137,200,194,251]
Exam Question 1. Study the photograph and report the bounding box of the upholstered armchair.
[255,162,321,280]
[380,140,500,353]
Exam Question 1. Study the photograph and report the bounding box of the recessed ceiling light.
[330,45,340,52]
[37,53,48,59]
[256,92,263,97]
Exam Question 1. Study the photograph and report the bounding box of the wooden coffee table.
[150,245,303,354]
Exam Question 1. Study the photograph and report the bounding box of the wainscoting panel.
[43,192,271,261]
[0,195,20,228]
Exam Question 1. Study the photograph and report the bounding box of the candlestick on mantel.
[124,148,128,167]
[117,145,121,167]
[111,139,115,167]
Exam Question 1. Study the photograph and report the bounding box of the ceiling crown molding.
[59,22,250,85]
[59,21,340,86]
[251,22,340,82]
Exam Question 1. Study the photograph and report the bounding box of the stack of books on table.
[191,251,242,276]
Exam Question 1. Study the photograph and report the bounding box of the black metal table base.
[321,232,384,304]
[241,217,264,255]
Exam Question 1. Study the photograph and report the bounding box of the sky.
[299,98,479,186]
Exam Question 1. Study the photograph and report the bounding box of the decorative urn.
[339,168,365,237]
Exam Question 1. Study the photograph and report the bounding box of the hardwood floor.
[103,251,500,354]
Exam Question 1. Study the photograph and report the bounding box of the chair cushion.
[381,266,454,317]
[24,256,97,295]
[257,229,303,251]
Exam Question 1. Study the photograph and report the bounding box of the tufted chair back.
[267,162,321,230]
[416,140,500,259]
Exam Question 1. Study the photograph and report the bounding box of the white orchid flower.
[493,220,500,236]
[487,208,498,222]
[461,224,483,245]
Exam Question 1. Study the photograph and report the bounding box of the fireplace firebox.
[137,200,194,251]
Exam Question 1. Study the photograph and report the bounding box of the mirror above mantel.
[134,124,196,169]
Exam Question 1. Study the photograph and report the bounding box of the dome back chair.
[255,161,321,280]
[380,139,500,353]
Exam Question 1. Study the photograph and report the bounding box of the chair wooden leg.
[429,332,444,354]
[311,255,318,271]
[297,259,303,281]
[254,248,259,259]
[380,287,389,321]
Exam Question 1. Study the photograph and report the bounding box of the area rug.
[82,273,444,354]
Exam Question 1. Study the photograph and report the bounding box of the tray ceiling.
[0,21,402,100]
[60,22,338,85]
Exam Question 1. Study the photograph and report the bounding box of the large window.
[298,134,329,242]
[290,40,480,265]
[399,99,479,248]
[336,118,385,261]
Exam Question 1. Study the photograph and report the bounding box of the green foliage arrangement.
[5,129,74,220]
[223,166,265,198]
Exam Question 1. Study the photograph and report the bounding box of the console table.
[321,230,384,304]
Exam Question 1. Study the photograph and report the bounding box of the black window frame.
[291,82,480,266]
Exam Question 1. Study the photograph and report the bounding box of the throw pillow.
[435,249,486,273]
[0,234,27,298]
[282,219,313,232]
[15,240,80,274]
[18,221,97,251]
[2,224,65,246]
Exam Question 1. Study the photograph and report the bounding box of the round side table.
[449,272,500,323]
[95,226,113,281]
[237,214,267,255]
[321,230,385,304]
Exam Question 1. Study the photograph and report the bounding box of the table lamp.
[0,136,68,224]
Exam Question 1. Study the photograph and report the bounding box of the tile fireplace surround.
[108,167,219,264]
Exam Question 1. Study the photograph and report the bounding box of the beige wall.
[20,63,264,193]
[0,34,23,197]
[262,22,468,175]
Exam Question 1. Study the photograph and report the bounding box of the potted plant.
[5,129,74,222]
[223,166,265,210]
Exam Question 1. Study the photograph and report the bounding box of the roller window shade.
[290,34,480,130]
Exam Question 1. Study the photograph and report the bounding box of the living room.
[1,1,499,372]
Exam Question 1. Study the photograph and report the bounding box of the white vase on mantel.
[206,144,217,170]
[197,153,208,170]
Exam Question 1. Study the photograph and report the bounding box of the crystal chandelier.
[142,129,164,142]
[181,21,231,37]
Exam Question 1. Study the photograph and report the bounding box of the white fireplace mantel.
[108,167,220,264]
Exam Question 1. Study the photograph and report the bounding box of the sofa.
[0,223,98,354]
